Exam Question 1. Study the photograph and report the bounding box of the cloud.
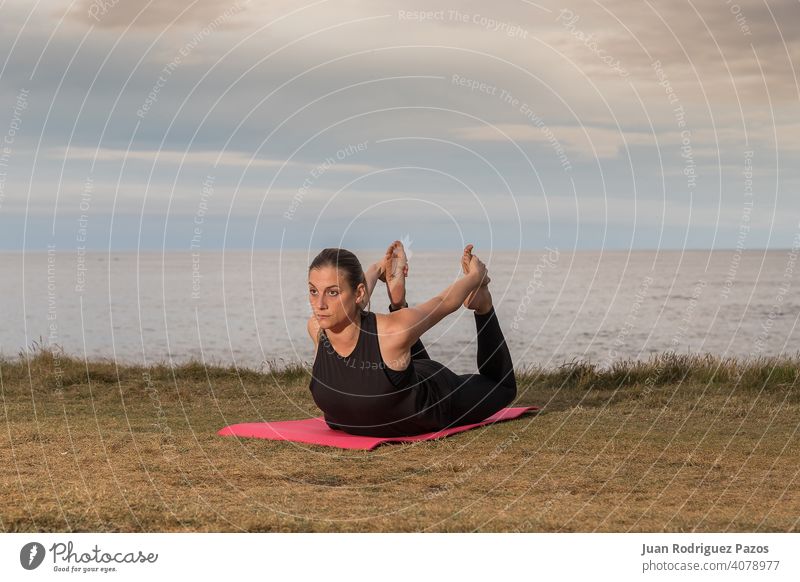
[538,0,800,104]
[452,119,800,161]
[69,0,257,30]
[49,146,376,172]
[451,123,657,158]
[49,0,799,109]
[2,0,797,250]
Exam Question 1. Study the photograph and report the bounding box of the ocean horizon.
[3,248,798,374]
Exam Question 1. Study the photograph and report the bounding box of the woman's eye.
[328,290,338,296]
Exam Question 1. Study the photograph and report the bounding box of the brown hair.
[308,248,368,312]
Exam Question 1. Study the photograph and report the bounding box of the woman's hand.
[468,254,489,285]
[461,243,489,287]
[360,261,386,309]
[375,261,387,283]
[460,244,492,313]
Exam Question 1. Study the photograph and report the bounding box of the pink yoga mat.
[217,406,539,450]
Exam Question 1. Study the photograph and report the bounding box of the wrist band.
[388,301,408,312]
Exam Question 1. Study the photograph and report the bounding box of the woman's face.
[308,266,363,327]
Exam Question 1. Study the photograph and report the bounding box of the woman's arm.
[386,272,482,344]
[435,272,482,313]
[357,261,384,310]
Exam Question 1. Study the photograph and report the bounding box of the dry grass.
[1,347,798,532]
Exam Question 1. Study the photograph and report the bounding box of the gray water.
[2,249,798,374]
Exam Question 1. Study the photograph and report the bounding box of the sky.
[0,0,798,251]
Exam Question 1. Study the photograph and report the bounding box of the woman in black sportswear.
[307,241,517,437]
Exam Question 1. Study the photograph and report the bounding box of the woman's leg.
[474,306,516,390]
[446,306,517,426]
[389,302,431,360]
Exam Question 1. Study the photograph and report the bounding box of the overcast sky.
[0,0,798,250]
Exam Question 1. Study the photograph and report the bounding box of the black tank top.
[308,309,459,437]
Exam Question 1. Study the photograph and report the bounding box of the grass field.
[1,348,798,532]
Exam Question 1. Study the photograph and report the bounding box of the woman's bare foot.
[383,240,409,308]
[461,244,493,315]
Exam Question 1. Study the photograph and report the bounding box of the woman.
[307,241,517,437]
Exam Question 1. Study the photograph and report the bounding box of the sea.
[2,249,798,374]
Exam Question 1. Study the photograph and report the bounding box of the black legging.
[390,302,518,427]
